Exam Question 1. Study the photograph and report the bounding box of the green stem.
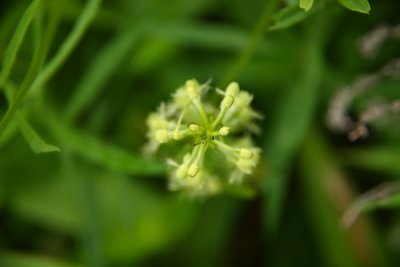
[174,108,186,132]
[0,0,101,137]
[219,0,280,87]
[213,139,235,152]
[211,107,227,130]
[193,98,209,125]
[0,0,42,84]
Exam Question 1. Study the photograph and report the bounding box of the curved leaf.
[300,0,314,11]
[17,113,60,153]
[336,0,370,14]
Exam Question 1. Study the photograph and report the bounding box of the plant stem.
[0,0,101,137]
[219,0,280,87]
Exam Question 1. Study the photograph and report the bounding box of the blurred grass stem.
[220,0,280,87]
[0,0,101,137]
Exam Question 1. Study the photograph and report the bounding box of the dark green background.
[1,0,400,266]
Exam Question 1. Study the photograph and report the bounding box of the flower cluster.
[145,79,262,197]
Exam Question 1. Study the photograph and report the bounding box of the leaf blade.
[269,4,314,31]
[0,0,42,83]
[17,113,60,153]
[299,0,314,11]
[42,108,164,176]
[336,0,371,14]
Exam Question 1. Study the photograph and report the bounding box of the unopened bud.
[189,124,199,131]
[188,163,200,177]
[173,131,183,140]
[186,79,199,100]
[221,95,234,109]
[155,129,169,143]
[236,159,254,174]
[226,82,240,97]
[239,148,253,159]
[219,126,230,136]
[176,164,188,179]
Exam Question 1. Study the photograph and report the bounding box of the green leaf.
[300,130,360,267]
[269,4,315,31]
[9,170,85,233]
[299,0,314,11]
[0,0,42,83]
[65,30,137,121]
[28,0,101,96]
[263,14,324,236]
[41,108,164,176]
[336,0,370,14]
[0,0,100,138]
[341,146,400,175]
[17,113,60,153]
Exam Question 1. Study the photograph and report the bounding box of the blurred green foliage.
[1,0,400,266]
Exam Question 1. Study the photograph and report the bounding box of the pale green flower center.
[145,79,262,197]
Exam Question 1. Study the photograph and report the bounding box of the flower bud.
[221,95,234,109]
[189,124,200,131]
[239,148,253,159]
[186,79,199,100]
[176,164,188,179]
[173,131,183,140]
[236,159,254,174]
[155,129,169,143]
[188,163,200,177]
[226,82,239,97]
[219,126,230,136]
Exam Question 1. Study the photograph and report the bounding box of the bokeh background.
[1,0,400,266]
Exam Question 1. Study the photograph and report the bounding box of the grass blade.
[336,0,370,14]
[17,112,60,153]
[299,130,359,267]
[300,0,315,11]
[0,0,101,137]
[0,0,42,84]
[262,15,325,236]
[42,107,164,176]
[0,251,82,267]
[65,30,137,121]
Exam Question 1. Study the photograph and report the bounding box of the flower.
[145,79,262,197]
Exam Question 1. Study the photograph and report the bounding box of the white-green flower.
[145,79,262,197]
